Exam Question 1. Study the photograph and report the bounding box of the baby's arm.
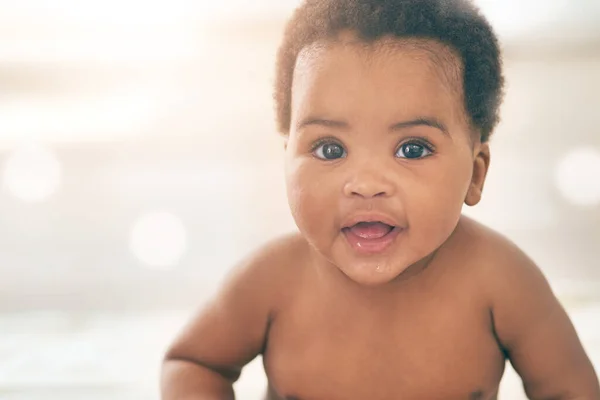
[161,240,287,400]
[488,241,600,399]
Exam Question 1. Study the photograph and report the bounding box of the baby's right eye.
[313,142,347,160]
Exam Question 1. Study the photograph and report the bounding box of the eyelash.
[310,137,342,153]
[310,137,436,156]
[397,137,436,154]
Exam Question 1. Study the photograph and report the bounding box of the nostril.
[351,190,387,198]
[344,176,394,198]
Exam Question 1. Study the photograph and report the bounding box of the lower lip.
[342,226,402,255]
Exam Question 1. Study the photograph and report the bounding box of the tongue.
[349,222,393,239]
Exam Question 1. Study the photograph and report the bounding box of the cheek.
[285,160,339,234]
[433,159,472,206]
[404,157,472,240]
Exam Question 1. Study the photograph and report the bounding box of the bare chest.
[263,285,505,400]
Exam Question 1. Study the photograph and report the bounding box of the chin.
[327,231,440,287]
[307,230,434,286]
[332,249,414,287]
[341,265,406,286]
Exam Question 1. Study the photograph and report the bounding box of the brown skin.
[161,35,599,400]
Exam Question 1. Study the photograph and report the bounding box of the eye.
[314,142,347,160]
[396,141,433,159]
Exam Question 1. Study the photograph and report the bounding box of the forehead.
[291,35,467,129]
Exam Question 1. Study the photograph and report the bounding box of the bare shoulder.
[164,232,311,371]
[453,219,600,397]
[450,215,557,332]
[452,215,542,289]
[216,231,311,310]
[228,231,310,282]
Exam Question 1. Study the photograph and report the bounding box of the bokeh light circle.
[2,145,61,203]
[555,147,600,206]
[129,211,187,269]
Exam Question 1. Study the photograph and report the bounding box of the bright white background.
[0,1,598,398]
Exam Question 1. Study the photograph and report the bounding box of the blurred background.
[0,0,598,399]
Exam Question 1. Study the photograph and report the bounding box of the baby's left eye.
[396,142,433,159]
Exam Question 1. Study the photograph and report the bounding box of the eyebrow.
[390,117,450,136]
[296,117,350,131]
[296,116,449,136]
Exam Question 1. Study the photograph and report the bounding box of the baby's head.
[276,0,504,286]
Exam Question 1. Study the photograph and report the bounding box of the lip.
[341,212,401,230]
[340,212,404,255]
[342,225,402,254]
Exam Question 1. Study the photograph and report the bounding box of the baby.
[161,0,600,399]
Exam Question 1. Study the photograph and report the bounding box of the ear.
[465,142,490,206]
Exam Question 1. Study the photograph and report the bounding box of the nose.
[343,169,395,199]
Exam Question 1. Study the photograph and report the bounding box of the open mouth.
[342,221,401,254]
[343,221,395,239]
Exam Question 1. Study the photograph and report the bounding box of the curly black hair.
[274,0,504,143]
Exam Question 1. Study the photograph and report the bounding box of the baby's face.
[285,35,486,286]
